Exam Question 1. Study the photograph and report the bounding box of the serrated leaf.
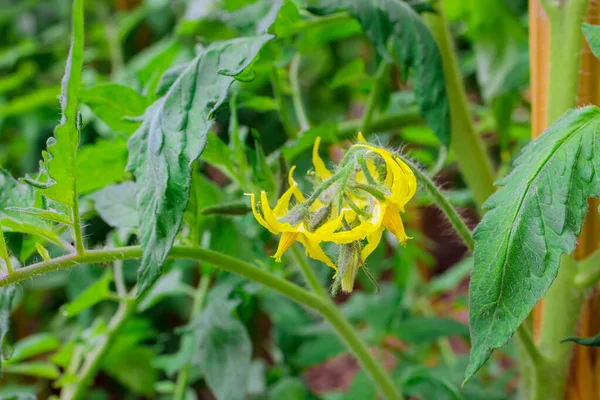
[59,270,113,317]
[92,182,138,229]
[79,83,147,135]
[466,106,600,381]
[76,140,129,195]
[22,0,85,207]
[137,269,192,312]
[309,0,450,145]
[126,35,273,297]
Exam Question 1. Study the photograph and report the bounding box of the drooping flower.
[246,133,417,294]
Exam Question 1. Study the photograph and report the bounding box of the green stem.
[174,273,212,400]
[60,295,136,400]
[516,324,545,367]
[423,11,496,211]
[0,229,13,275]
[4,246,402,400]
[574,249,600,287]
[290,55,310,132]
[396,154,474,253]
[361,62,393,134]
[271,67,297,139]
[291,243,327,298]
[337,107,423,138]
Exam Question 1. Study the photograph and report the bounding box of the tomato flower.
[247,133,416,294]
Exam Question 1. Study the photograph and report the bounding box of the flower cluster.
[246,134,416,294]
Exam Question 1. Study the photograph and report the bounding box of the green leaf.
[103,347,158,395]
[561,332,600,347]
[22,0,85,208]
[126,35,273,297]
[80,84,147,135]
[6,334,60,364]
[92,182,138,229]
[59,270,113,317]
[5,207,72,226]
[583,23,600,60]
[183,300,252,400]
[347,371,376,400]
[76,140,129,195]
[2,362,60,379]
[310,0,450,145]
[330,59,366,89]
[466,106,600,381]
[400,366,463,400]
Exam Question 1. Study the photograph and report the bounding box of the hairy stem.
[396,154,474,253]
[6,246,402,400]
[291,244,327,298]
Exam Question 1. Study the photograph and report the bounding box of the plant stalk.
[290,55,310,132]
[423,11,496,211]
[361,61,393,134]
[6,246,402,400]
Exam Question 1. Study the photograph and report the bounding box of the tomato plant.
[3,0,600,399]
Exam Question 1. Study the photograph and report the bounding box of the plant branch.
[290,243,327,298]
[423,11,496,211]
[174,272,212,400]
[271,66,297,139]
[290,55,310,132]
[361,61,392,134]
[396,154,474,253]
[2,245,402,400]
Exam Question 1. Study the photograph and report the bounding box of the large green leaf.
[76,140,128,194]
[127,34,273,297]
[466,106,600,381]
[22,0,84,209]
[309,0,450,145]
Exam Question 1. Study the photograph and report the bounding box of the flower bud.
[308,203,332,232]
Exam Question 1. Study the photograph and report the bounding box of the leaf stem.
[396,154,474,253]
[174,272,212,400]
[4,245,402,400]
[271,66,297,139]
[361,61,392,134]
[290,55,310,132]
[516,324,545,367]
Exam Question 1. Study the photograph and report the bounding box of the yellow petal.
[273,232,299,262]
[357,132,367,143]
[288,166,307,203]
[382,205,411,245]
[273,184,296,217]
[298,235,337,271]
[361,226,384,260]
[260,191,287,233]
[245,193,276,234]
[312,137,332,181]
[327,203,386,244]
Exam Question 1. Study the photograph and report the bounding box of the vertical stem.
[174,273,212,400]
[290,243,327,298]
[290,55,310,132]
[423,11,496,211]
[271,67,297,139]
[361,62,393,134]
